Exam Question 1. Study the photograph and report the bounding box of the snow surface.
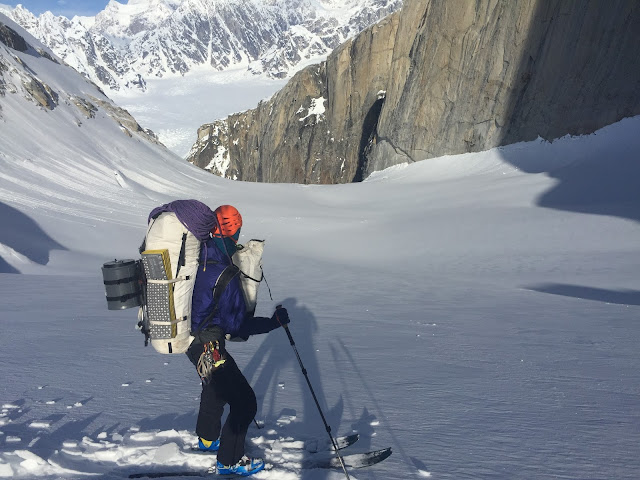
[1,114,639,478]
[1,13,640,480]
[110,68,287,158]
[298,97,326,124]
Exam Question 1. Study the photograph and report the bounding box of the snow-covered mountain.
[1,0,402,92]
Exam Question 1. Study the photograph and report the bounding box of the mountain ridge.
[1,0,401,92]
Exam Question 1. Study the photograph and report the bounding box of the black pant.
[187,343,257,465]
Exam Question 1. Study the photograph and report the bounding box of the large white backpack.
[139,212,201,354]
[102,201,267,354]
[138,216,267,354]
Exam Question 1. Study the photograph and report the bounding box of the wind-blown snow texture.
[1,11,640,480]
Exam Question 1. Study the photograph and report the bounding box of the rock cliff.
[187,12,399,183]
[187,0,640,183]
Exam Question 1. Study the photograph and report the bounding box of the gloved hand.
[272,306,290,326]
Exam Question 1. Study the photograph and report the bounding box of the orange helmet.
[211,205,242,238]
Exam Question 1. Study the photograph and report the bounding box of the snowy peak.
[2,0,402,92]
[95,0,180,37]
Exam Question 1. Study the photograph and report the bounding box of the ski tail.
[303,447,392,469]
[331,433,359,451]
[129,472,206,478]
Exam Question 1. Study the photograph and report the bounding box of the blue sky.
[5,1,112,17]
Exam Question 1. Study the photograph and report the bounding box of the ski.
[189,433,359,454]
[128,446,391,478]
[302,447,392,470]
[128,472,246,479]
[129,472,209,478]
[311,433,360,452]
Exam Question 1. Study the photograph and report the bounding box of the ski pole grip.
[275,305,295,345]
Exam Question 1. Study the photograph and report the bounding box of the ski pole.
[274,306,351,480]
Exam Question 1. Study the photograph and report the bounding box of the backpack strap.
[195,264,240,336]
[175,233,187,277]
[213,264,240,304]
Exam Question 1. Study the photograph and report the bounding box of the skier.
[186,204,289,476]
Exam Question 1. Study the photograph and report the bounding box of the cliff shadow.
[535,141,640,223]
[498,117,640,223]
[353,97,385,182]
[524,283,640,306]
[497,1,640,222]
[0,201,67,273]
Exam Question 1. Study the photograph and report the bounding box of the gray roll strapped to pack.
[102,259,142,310]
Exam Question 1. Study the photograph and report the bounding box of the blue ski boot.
[216,455,265,476]
[197,437,220,452]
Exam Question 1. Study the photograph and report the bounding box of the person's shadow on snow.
[243,299,346,470]
[245,298,342,428]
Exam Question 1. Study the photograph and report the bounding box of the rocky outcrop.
[0,19,162,142]
[70,96,97,119]
[88,96,161,142]
[1,21,59,110]
[0,21,27,51]
[187,12,400,183]
[188,0,640,184]
[23,76,58,109]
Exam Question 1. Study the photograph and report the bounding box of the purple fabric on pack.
[148,199,217,241]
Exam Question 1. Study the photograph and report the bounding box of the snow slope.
[110,68,288,158]
[1,13,640,480]
[1,114,639,479]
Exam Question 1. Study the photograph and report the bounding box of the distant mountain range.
[1,0,401,92]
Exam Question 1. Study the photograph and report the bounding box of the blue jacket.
[190,238,278,341]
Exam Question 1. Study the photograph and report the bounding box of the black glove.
[193,325,225,346]
[272,307,290,326]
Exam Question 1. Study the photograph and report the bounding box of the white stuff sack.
[232,239,265,315]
